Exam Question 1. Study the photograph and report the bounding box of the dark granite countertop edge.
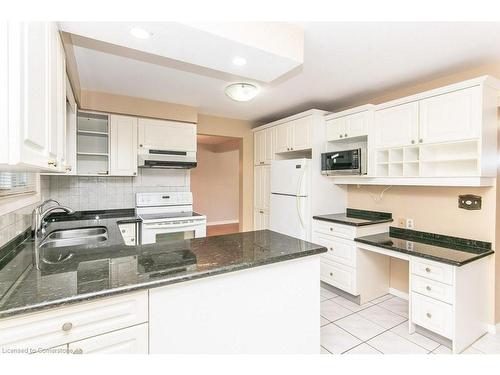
[0,245,326,320]
[354,237,494,267]
[312,215,393,227]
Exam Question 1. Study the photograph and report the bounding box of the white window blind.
[0,172,36,197]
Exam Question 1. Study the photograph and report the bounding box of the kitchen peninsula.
[0,213,325,354]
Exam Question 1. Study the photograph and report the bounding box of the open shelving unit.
[375,140,480,178]
[76,111,110,175]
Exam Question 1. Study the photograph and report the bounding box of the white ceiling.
[69,22,500,124]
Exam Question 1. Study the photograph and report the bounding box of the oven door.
[141,220,207,245]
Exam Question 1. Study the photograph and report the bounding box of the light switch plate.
[458,194,482,210]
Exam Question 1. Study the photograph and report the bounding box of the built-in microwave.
[321,148,367,175]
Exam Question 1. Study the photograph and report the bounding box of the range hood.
[138,149,197,169]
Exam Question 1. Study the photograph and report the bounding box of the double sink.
[39,226,108,249]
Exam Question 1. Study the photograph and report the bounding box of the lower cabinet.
[118,222,138,245]
[0,291,148,353]
[254,208,269,230]
[67,324,148,354]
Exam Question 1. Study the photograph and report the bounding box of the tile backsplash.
[0,203,36,248]
[41,169,190,211]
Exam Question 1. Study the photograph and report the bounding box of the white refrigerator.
[269,159,311,241]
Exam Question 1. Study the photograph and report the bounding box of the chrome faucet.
[32,203,75,239]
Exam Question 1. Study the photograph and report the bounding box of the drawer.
[411,257,454,285]
[313,219,356,240]
[411,292,453,339]
[320,259,357,295]
[119,223,136,237]
[68,324,148,354]
[313,232,357,267]
[411,274,454,304]
[0,291,148,350]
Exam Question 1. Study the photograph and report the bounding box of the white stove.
[136,192,207,245]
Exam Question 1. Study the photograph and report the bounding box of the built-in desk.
[355,227,493,354]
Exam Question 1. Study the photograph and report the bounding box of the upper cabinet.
[275,116,312,153]
[375,102,419,148]
[0,22,67,172]
[326,106,373,141]
[138,119,196,152]
[328,76,500,186]
[110,115,138,176]
[254,127,276,165]
[418,86,481,144]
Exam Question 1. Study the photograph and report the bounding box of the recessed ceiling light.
[232,56,247,66]
[130,27,151,39]
[225,83,259,102]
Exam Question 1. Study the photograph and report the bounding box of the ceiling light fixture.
[225,83,259,102]
[232,56,247,66]
[130,27,151,39]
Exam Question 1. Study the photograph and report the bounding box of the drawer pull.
[426,286,431,291]
[426,312,432,319]
[329,247,333,251]
[62,322,73,331]
[329,228,333,231]
[425,267,431,273]
[122,229,126,233]
[329,272,333,277]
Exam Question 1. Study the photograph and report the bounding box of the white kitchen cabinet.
[254,129,266,165]
[0,22,66,172]
[375,102,419,148]
[68,324,148,354]
[138,118,196,152]
[275,122,290,153]
[110,115,138,176]
[275,117,311,153]
[254,165,270,211]
[312,218,391,302]
[326,109,371,141]
[118,222,138,246]
[264,126,276,163]
[0,291,148,351]
[326,118,344,141]
[419,86,481,144]
[254,208,269,230]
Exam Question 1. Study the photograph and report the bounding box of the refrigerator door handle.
[296,166,306,229]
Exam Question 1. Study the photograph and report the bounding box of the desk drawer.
[411,275,454,304]
[313,219,356,240]
[411,292,453,339]
[411,257,454,285]
[0,291,148,350]
[313,232,357,267]
[320,259,357,295]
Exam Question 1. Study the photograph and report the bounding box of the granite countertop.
[355,226,494,266]
[313,208,393,227]
[0,211,326,319]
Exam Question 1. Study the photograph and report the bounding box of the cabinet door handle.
[329,227,333,231]
[329,272,333,277]
[425,267,431,273]
[62,322,73,331]
[344,133,348,137]
[419,139,423,143]
[339,135,343,138]
[426,286,431,291]
[48,161,57,167]
[121,229,126,233]
[411,140,415,144]
[426,312,432,319]
[329,247,333,251]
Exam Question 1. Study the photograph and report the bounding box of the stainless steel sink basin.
[39,235,108,250]
[47,227,107,240]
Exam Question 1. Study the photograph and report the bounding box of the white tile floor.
[320,285,500,354]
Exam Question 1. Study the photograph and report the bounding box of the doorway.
[191,134,242,236]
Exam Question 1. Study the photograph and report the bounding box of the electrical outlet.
[398,218,405,227]
[406,218,414,229]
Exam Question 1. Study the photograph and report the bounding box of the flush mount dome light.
[130,27,151,39]
[224,83,259,102]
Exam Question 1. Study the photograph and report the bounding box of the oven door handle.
[143,222,204,230]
